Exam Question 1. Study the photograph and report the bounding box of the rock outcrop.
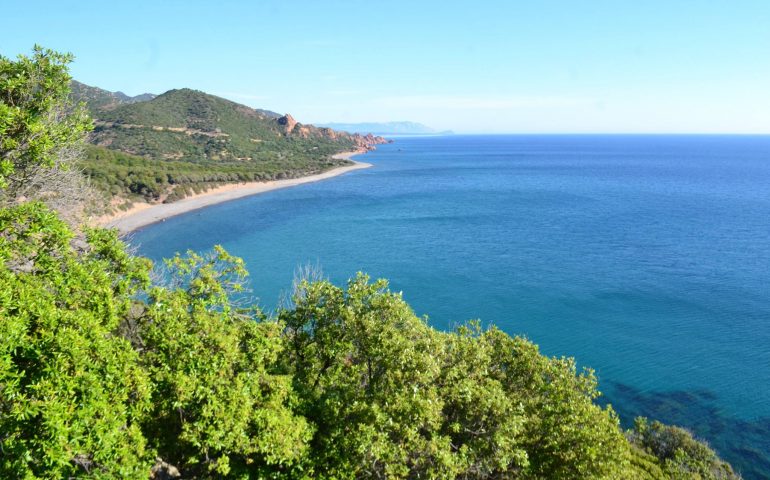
[277,113,298,134]
[277,114,392,150]
[150,459,181,479]
[348,132,389,151]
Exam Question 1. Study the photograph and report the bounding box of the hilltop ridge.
[70,80,156,113]
[78,86,387,163]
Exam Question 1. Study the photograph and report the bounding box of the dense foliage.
[0,203,741,479]
[0,203,152,478]
[0,46,741,479]
[82,145,350,207]
[280,278,632,479]
[628,418,738,479]
[0,46,91,199]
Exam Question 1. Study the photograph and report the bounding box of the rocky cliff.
[277,114,390,150]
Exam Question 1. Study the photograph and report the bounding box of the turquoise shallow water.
[132,135,770,478]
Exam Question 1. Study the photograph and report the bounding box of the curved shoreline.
[97,150,371,234]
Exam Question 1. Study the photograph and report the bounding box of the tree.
[0,46,94,219]
[281,275,457,478]
[280,275,636,479]
[137,247,312,478]
[0,203,153,478]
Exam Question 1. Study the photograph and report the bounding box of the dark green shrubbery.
[79,85,361,207]
[82,145,350,207]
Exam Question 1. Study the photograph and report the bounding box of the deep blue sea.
[132,135,770,478]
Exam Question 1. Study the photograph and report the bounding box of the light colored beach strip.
[99,150,371,234]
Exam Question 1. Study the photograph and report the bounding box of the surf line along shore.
[97,150,372,234]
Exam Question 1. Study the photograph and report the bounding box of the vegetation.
[628,418,738,479]
[0,46,95,220]
[0,204,152,478]
[69,82,370,207]
[87,87,357,164]
[0,47,742,479]
[0,206,741,479]
[82,145,349,207]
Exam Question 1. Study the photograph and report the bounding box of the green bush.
[0,204,742,479]
[82,145,352,207]
[629,418,740,479]
[137,248,311,477]
[0,203,152,478]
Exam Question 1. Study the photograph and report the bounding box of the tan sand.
[97,150,371,234]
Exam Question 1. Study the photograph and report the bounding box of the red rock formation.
[276,113,393,150]
[350,132,392,150]
[277,113,298,134]
[319,127,338,140]
[297,126,312,138]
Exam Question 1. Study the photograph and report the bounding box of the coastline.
[97,149,371,234]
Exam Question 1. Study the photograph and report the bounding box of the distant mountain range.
[70,80,157,113]
[317,121,453,136]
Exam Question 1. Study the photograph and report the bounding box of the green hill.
[89,88,364,163]
[72,84,386,209]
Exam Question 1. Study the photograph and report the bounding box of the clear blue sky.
[4,1,770,133]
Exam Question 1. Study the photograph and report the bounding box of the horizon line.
[384,132,770,136]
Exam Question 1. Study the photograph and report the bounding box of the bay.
[132,135,770,478]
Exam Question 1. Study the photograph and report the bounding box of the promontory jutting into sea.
[135,134,770,477]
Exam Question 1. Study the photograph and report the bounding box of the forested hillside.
[70,83,386,210]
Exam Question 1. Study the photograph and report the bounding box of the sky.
[4,0,770,133]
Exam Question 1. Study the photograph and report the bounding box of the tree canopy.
[0,46,91,196]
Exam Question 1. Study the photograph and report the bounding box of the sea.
[131,135,770,479]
